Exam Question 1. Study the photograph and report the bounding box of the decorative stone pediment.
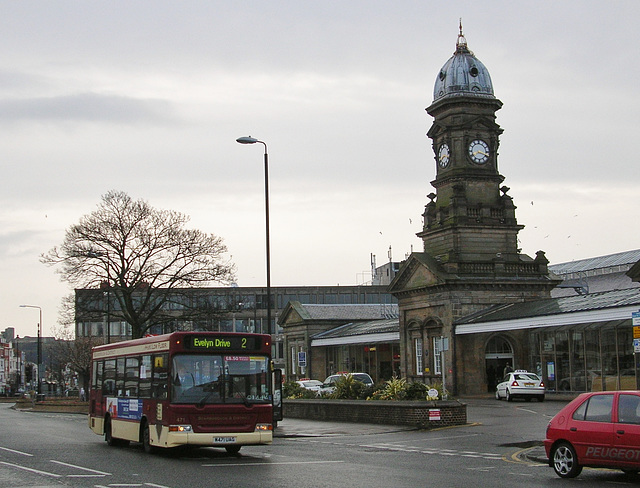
[388,252,451,294]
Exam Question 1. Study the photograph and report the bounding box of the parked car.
[319,372,374,395]
[558,370,601,392]
[295,379,323,392]
[544,390,640,478]
[495,370,545,402]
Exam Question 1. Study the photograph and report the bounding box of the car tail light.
[510,380,519,387]
[540,381,545,388]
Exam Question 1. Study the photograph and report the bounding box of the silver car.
[295,379,323,392]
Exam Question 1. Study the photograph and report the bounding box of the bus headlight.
[169,425,193,432]
[255,423,272,431]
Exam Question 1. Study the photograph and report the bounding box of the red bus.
[88,332,282,454]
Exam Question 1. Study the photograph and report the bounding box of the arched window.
[485,336,513,356]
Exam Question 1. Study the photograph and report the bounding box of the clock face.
[438,143,450,168]
[468,139,490,164]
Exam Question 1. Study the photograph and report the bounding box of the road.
[1,398,639,487]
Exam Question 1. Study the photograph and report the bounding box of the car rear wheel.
[506,390,512,402]
[537,395,545,402]
[495,390,501,400]
[552,442,582,478]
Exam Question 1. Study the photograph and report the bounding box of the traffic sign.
[297,351,307,368]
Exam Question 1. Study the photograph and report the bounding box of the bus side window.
[116,358,125,397]
[95,361,104,389]
[139,355,152,398]
[152,354,168,400]
[103,359,116,396]
[125,357,139,397]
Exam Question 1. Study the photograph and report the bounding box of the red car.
[544,390,640,478]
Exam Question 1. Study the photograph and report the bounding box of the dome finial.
[456,18,468,52]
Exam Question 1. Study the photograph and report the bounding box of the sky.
[2,1,639,339]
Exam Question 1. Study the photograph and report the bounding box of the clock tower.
[389,24,558,396]
[419,24,523,269]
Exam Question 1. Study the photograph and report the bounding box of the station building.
[280,28,640,395]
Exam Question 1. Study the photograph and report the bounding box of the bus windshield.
[172,354,270,405]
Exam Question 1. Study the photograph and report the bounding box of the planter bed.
[283,399,467,429]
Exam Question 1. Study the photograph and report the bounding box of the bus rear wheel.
[225,445,241,455]
[105,418,129,447]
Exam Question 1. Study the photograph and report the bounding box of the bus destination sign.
[185,335,261,351]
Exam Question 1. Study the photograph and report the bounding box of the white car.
[495,370,545,402]
[295,379,323,392]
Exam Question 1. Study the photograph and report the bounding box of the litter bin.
[36,394,46,402]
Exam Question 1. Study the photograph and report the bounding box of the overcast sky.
[2,1,639,338]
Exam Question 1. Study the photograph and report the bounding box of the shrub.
[283,381,301,398]
[358,383,377,400]
[283,381,319,399]
[369,377,407,401]
[405,381,429,400]
[329,373,367,399]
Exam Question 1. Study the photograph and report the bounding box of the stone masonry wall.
[283,399,467,429]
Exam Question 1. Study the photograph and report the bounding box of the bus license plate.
[214,437,237,444]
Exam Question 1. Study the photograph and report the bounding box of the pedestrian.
[80,387,85,401]
[503,363,513,377]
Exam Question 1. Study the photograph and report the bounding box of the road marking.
[203,460,344,467]
[0,446,33,456]
[361,443,503,460]
[518,408,538,414]
[94,484,172,488]
[467,466,497,472]
[101,484,144,487]
[0,460,61,477]
[50,459,112,475]
[69,474,109,477]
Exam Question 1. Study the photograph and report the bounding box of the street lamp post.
[236,136,272,336]
[19,304,42,397]
[102,254,111,344]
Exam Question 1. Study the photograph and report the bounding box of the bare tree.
[48,335,103,394]
[42,190,236,339]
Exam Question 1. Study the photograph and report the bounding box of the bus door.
[272,368,283,422]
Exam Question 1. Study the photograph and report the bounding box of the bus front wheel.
[225,445,241,455]
[142,421,158,454]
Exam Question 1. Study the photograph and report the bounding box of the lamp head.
[236,136,258,144]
